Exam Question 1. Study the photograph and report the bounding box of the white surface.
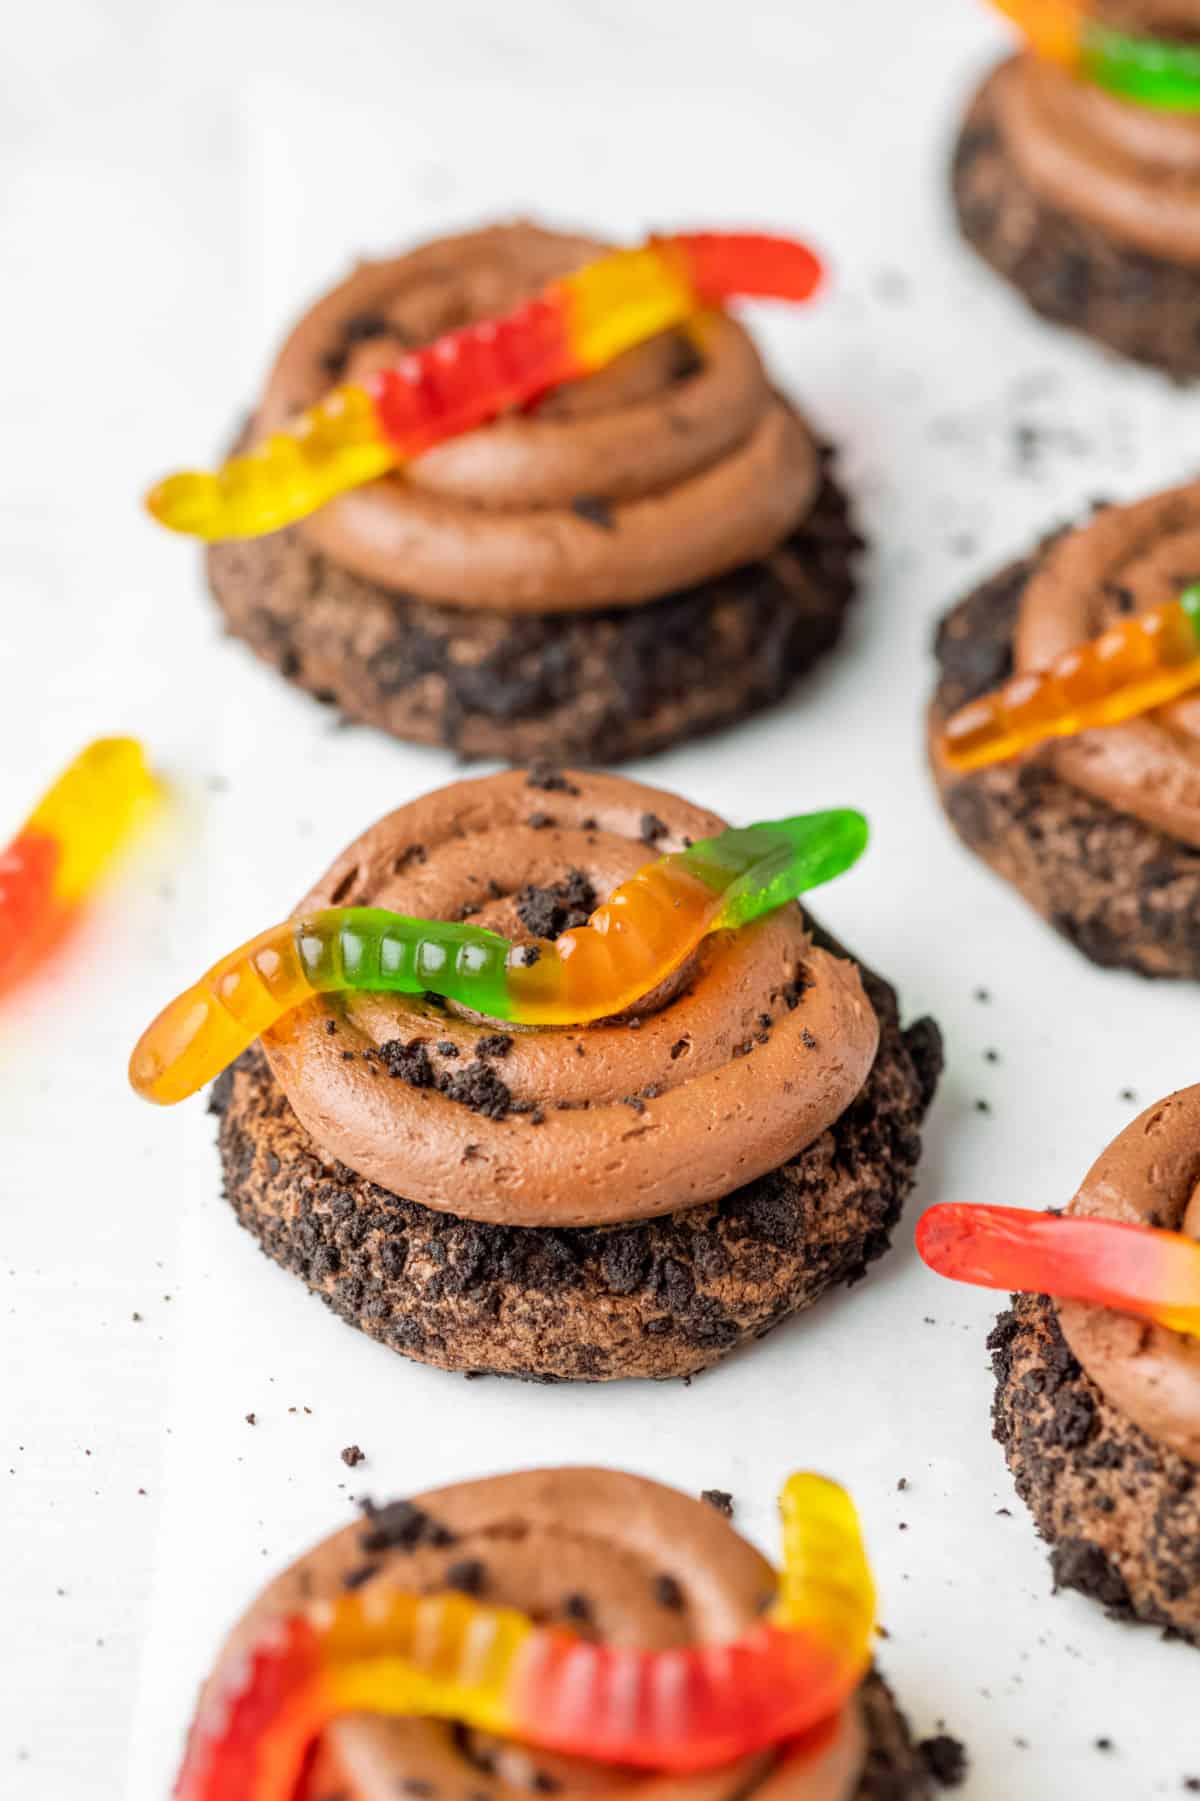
[4,1,1199,1795]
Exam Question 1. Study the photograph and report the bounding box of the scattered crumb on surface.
[700,1488,733,1517]
[919,1734,968,1789]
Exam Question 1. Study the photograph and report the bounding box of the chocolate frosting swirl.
[254,223,820,612]
[204,1468,867,1801]
[1014,480,1200,850]
[991,51,1200,265]
[261,772,879,1228]
[1057,1087,1200,1462]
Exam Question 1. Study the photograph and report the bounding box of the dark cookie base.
[856,1669,935,1800]
[953,68,1200,380]
[207,444,862,764]
[210,920,941,1382]
[989,1294,1200,1642]
[930,550,1200,980]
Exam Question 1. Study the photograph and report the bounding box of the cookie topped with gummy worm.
[131,769,941,1381]
[175,1465,938,1800]
[919,1085,1200,1640]
[955,2,1200,376]
[930,477,1200,980]
[147,222,862,763]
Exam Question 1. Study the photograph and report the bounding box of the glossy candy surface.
[991,1,1200,110]
[174,1472,875,1801]
[129,808,866,1105]
[939,584,1200,772]
[917,1204,1200,1339]
[0,738,157,992]
[146,231,823,541]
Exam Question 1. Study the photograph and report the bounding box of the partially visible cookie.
[188,1467,935,1800]
[953,55,1200,379]
[990,1293,1200,1641]
[929,484,1200,982]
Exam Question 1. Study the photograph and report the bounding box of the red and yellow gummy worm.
[146,231,823,541]
[917,1204,1200,1339]
[0,738,158,993]
[939,584,1200,772]
[175,1472,875,1801]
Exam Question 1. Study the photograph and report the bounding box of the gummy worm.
[938,583,1200,772]
[129,808,866,1105]
[0,738,158,993]
[917,1204,1200,1340]
[174,1471,875,1801]
[991,2,1200,110]
[146,231,824,540]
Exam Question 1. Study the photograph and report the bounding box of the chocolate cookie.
[211,923,938,1382]
[929,490,1200,980]
[208,443,860,764]
[191,1468,934,1800]
[204,222,861,763]
[989,1293,1200,1640]
[953,50,1200,379]
[205,768,940,1382]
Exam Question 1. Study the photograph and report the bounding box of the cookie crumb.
[570,494,615,531]
[654,1573,685,1610]
[516,870,596,941]
[342,1562,378,1591]
[340,1445,365,1468]
[919,1734,968,1788]
[359,1498,458,1554]
[441,1062,512,1119]
[446,1558,486,1596]
[526,765,579,795]
[700,1489,733,1517]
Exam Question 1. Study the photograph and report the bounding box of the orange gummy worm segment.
[939,590,1200,772]
[506,861,721,1023]
[988,0,1085,67]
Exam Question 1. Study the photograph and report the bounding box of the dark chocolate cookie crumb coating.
[990,1293,1200,1641]
[207,443,862,765]
[930,550,1200,981]
[857,1669,935,1800]
[210,920,941,1382]
[953,68,1200,379]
